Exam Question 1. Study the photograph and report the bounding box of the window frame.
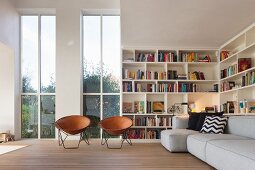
[82,14,121,139]
[20,14,56,139]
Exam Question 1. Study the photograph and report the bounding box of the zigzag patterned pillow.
[200,116,228,134]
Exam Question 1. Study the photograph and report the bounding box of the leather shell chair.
[55,115,90,149]
[99,116,132,149]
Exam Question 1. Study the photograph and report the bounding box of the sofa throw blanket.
[200,116,228,134]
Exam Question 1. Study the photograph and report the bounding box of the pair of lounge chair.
[55,115,132,149]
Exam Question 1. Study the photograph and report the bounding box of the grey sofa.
[161,116,255,170]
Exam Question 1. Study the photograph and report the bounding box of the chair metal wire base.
[58,129,90,149]
[101,131,132,149]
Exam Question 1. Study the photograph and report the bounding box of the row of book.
[123,82,132,92]
[157,117,172,127]
[127,129,161,139]
[146,71,166,80]
[179,52,212,62]
[188,71,205,80]
[158,83,177,92]
[242,71,255,87]
[157,52,177,62]
[220,81,236,92]
[136,53,155,62]
[123,69,145,80]
[178,83,199,92]
[221,64,238,79]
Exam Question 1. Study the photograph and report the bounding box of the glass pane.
[103,95,120,118]
[21,16,38,93]
[83,95,100,138]
[103,16,120,93]
[41,16,56,93]
[83,16,101,93]
[40,95,55,138]
[21,95,38,138]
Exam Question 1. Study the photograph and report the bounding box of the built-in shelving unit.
[121,48,220,140]
[220,24,255,114]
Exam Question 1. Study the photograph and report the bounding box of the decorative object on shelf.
[167,102,188,115]
[220,50,229,61]
[153,101,164,112]
[123,102,133,113]
[134,101,144,114]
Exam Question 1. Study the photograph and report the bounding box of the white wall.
[0,43,15,135]
[120,0,255,48]
[0,0,20,138]
[10,0,120,138]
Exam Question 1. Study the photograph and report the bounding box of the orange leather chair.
[99,116,132,149]
[55,115,91,149]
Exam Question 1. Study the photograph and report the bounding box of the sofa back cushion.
[227,116,255,139]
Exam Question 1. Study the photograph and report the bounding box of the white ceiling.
[121,0,255,48]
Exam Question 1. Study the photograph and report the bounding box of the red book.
[238,58,251,72]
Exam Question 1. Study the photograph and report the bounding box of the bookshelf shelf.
[220,24,255,114]
[122,48,220,140]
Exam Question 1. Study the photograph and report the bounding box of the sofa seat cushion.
[206,140,255,170]
[187,134,249,161]
[161,129,198,152]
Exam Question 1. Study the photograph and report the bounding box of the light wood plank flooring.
[0,140,214,170]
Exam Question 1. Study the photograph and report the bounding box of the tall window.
[21,16,56,138]
[83,15,120,138]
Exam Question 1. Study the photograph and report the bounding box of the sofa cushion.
[187,134,249,161]
[200,116,228,134]
[195,112,224,131]
[206,140,255,170]
[187,112,201,130]
[161,129,198,152]
[227,116,255,139]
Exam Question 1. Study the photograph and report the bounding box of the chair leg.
[101,131,132,149]
[123,132,132,146]
[79,131,90,147]
[58,131,85,149]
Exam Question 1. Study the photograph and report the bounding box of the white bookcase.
[121,48,220,140]
[220,24,255,114]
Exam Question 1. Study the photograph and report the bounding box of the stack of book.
[221,64,238,79]
[134,117,147,126]
[157,51,177,62]
[188,71,205,80]
[177,74,187,80]
[158,83,177,92]
[123,69,145,80]
[136,53,155,62]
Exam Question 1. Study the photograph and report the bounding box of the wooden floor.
[0,139,214,170]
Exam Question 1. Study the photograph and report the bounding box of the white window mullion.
[100,14,103,139]
[38,15,42,139]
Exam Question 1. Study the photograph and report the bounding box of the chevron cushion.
[200,116,228,134]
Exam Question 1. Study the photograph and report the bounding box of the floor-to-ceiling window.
[21,15,56,138]
[83,15,120,138]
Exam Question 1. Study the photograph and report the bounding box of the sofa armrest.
[172,116,189,129]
